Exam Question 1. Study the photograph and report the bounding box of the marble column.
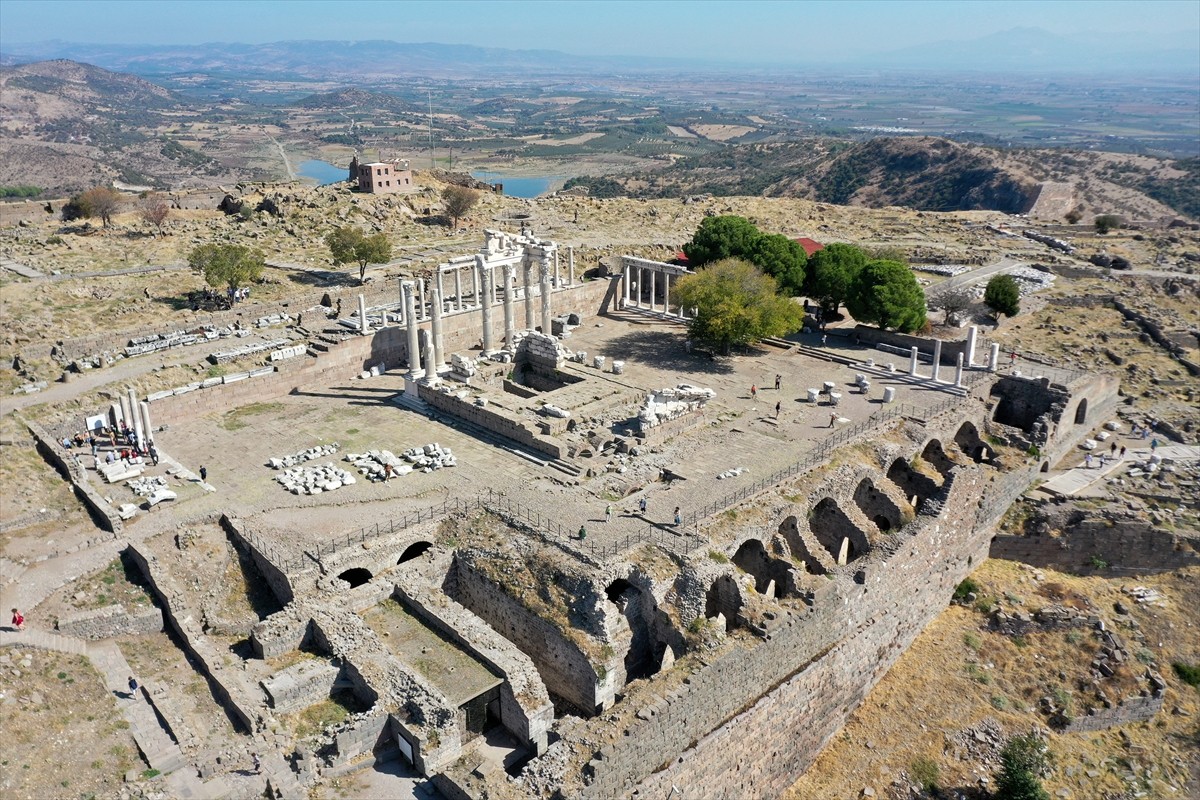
[623,261,631,304]
[954,353,965,387]
[988,342,1000,372]
[118,393,132,430]
[403,281,421,377]
[397,278,406,324]
[454,269,463,312]
[649,270,657,313]
[435,271,445,314]
[503,265,516,350]
[909,346,919,377]
[663,274,671,316]
[423,341,437,384]
[965,325,978,366]
[477,258,493,354]
[539,257,553,333]
[139,402,154,443]
[127,387,144,445]
[931,339,943,382]
[358,294,369,334]
[471,265,480,309]
[523,262,535,329]
[568,247,575,285]
[553,248,560,287]
[416,278,425,320]
[431,287,445,369]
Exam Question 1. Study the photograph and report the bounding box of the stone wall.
[261,658,340,714]
[567,466,989,800]
[448,556,607,716]
[418,385,564,460]
[854,325,970,364]
[1062,689,1165,733]
[990,522,1200,576]
[56,602,163,639]
[26,419,123,533]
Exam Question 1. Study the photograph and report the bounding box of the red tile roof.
[794,237,824,257]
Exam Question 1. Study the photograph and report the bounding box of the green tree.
[187,243,265,293]
[748,233,808,296]
[995,734,1050,800]
[673,258,804,355]
[845,259,927,332]
[326,226,393,284]
[807,242,868,315]
[442,185,481,229]
[1093,214,1121,234]
[984,274,1021,319]
[682,215,761,266]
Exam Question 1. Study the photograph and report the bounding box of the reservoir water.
[298,160,348,185]
[471,172,563,199]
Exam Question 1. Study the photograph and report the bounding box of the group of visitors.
[61,420,159,471]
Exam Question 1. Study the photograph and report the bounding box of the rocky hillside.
[293,87,414,112]
[568,136,1196,221]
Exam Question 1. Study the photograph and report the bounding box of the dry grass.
[785,559,1200,799]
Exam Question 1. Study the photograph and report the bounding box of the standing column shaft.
[478,261,494,354]
[404,281,421,376]
[454,269,463,311]
[431,287,445,369]
[664,274,671,316]
[909,346,919,376]
[436,271,445,314]
[931,339,943,382]
[954,353,965,387]
[568,247,575,285]
[358,294,369,334]
[118,394,132,430]
[966,325,978,366]
[139,402,153,443]
[554,248,560,288]
[126,388,144,445]
[397,278,406,325]
[649,270,657,312]
[471,265,480,309]
[503,265,516,350]
[423,342,437,382]
[416,278,425,320]
[523,262,535,329]
[623,261,631,303]
[988,343,1000,372]
[540,258,553,333]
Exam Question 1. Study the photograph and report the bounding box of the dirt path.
[269,134,296,181]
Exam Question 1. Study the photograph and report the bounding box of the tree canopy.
[682,215,808,296]
[984,274,1021,319]
[187,243,265,292]
[672,258,804,355]
[138,192,171,235]
[932,285,975,325]
[749,233,808,296]
[994,734,1050,800]
[1093,214,1121,234]
[325,226,392,283]
[63,186,123,226]
[807,243,868,315]
[682,215,762,265]
[442,185,481,229]
[845,259,927,332]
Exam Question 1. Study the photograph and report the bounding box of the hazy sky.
[2,0,1198,62]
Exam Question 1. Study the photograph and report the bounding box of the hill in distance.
[294,86,414,112]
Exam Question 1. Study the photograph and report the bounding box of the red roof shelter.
[794,238,824,257]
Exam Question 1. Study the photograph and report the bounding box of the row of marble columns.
[900,326,999,389]
[623,264,686,318]
[117,387,154,446]
[401,252,562,379]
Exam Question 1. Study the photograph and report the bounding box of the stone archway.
[886,457,940,508]
[810,498,870,564]
[853,478,905,533]
[704,575,742,631]
[920,439,955,480]
[778,516,828,575]
[732,539,797,597]
[1074,398,1089,425]
[398,541,433,564]
[338,567,373,588]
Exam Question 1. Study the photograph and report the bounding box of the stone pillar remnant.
[403,281,421,377]
[909,346,919,377]
[932,339,943,382]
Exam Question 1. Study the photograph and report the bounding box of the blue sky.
[2,0,1198,62]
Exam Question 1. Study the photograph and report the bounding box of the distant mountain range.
[2,27,1197,78]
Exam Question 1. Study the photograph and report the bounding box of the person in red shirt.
[11,608,24,631]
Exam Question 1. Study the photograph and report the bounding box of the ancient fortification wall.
[991,522,1200,576]
[577,467,991,800]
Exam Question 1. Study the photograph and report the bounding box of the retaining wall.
[990,522,1200,576]
[56,602,163,639]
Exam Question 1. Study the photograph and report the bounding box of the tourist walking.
[252,753,261,774]
[775,401,781,419]
[128,676,139,697]
[199,465,207,482]
[829,412,838,428]
[774,374,782,391]
[638,496,647,514]
[605,504,613,524]
[1120,446,1127,459]
[1151,438,1159,453]
[148,443,159,466]
[673,507,682,526]
[750,384,757,400]
[10,608,24,631]
[1085,453,1094,469]
[578,525,586,541]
